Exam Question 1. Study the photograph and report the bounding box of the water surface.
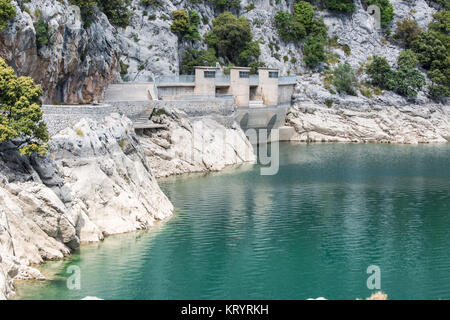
[16,143,450,300]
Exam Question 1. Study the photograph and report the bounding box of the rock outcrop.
[0,1,120,104]
[0,114,174,299]
[287,101,450,144]
[1,0,438,104]
[139,109,256,178]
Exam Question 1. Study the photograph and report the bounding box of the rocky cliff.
[0,114,174,299]
[0,0,441,104]
[287,101,450,143]
[140,108,256,178]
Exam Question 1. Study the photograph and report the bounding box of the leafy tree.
[0,0,16,31]
[170,9,202,41]
[428,56,450,98]
[274,10,306,42]
[392,65,425,97]
[208,0,241,11]
[170,9,190,34]
[303,19,328,69]
[0,58,49,156]
[205,12,259,65]
[332,63,357,95]
[366,54,425,98]
[180,48,218,74]
[98,0,131,28]
[394,18,422,48]
[324,0,355,12]
[71,0,131,28]
[410,31,447,70]
[366,55,395,88]
[237,40,261,66]
[397,49,419,68]
[294,1,314,32]
[34,18,51,50]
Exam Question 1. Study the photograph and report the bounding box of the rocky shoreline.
[0,110,256,300]
[287,102,450,144]
[2,101,450,299]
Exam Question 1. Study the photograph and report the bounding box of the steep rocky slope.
[140,109,256,178]
[0,114,174,299]
[287,101,450,143]
[0,0,441,104]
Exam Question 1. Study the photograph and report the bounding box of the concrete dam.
[102,66,297,141]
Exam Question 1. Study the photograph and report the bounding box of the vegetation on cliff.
[0,0,16,31]
[0,58,49,156]
[274,1,328,69]
[70,0,131,27]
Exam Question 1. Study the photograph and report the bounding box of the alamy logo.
[246,128,279,176]
[67,265,81,290]
[367,5,381,30]
[366,265,381,290]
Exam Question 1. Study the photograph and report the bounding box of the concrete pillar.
[229,67,250,107]
[194,66,217,96]
[257,68,279,106]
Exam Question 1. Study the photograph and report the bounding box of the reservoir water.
[16,143,450,300]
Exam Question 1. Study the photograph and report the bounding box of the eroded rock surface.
[0,114,174,299]
[139,109,256,178]
[287,102,450,144]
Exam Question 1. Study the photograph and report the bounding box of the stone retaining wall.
[42,102,150,135]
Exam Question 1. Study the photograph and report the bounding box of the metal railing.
[215,75,230,85]
[156,75,195,85]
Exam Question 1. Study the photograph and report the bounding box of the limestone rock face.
[52,115,174,237]
[0,114,174,299]
[140,109,256,178]
[0,0,439,103]
[287,102,450,144]
[0,1,119,104]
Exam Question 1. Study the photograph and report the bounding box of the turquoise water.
[15,143,450,300]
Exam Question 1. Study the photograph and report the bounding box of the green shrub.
[249,61,266,74]
[208,0,241,11]
[274,10,306,42]
[99,0,131,28]
[71,0,131,28]
[366,54,425,98]
[170,9,202,41]
[303,19,328,69]
[34,17,51,50]
[428,58,450,97]
[394,18,422,48]
[397,49,419,68]
[180,48,218,74]
[0,0,16,30]
[392,65,425,97]
[324,0,355,12]
[332,63,357,95]
[410,31,447,70]
[119,60,129,75]
[360,87,373,98]
[205,12,259,65]
[0,58,49,156]
[366,55,395,88]
[294,1,314,31]
[325,99,334,107]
